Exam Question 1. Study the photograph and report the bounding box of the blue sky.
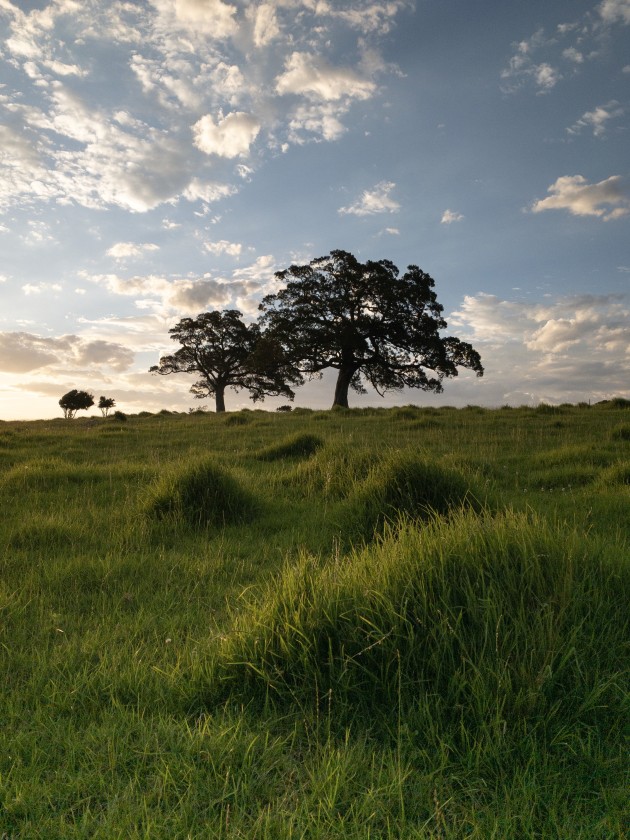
[0,0,629,418]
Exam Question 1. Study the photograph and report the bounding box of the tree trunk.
[215,388,226,413]
[332,365,355,409]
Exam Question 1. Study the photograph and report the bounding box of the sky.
[0,0,629,419]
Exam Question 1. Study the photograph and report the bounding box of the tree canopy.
[149,309,301,413]
[259,249,484,408]
[98,396,116,417]
[59,389,94,419]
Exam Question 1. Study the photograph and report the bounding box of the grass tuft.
[257,432,324,461]
[142,457,257,528]
[341,452,480,541]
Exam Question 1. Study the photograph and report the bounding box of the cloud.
[0,331,134,374]
[287,103,348,142]
[567,101,625,137]
[599,0,630,25]
[193,111,261,158]
[249,2,280,47]
[22,282,62,296]
[84,256,271,316]
[441,209,464,224]
[500,30,562,94]
[275,52,376,101]
[150,0,238,39]
[448,292,630,403]
[530,175,630,220]
[203,240,243,256]
[338,181,400,216]
[107,242,160,260]
[562,46,584,63]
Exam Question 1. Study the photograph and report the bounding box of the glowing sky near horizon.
[0,0,629,418]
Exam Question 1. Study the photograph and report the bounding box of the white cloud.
[562,47,584,63]
[287,102,348,142]
[107,242,160,260]
[533,62,560,91]
[441,209,464,224]
[338,181,400,216]
[22,282,62,296]
[531,175,630,220]
[249,2,280,47]
[150,0,238,39]
[275,52,376,101]
[599,0,630,25]
[203,240,242,256]
[567,101,624,137]
[193,111,261,158]
[183,178,237,204]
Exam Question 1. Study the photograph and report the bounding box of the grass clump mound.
[143,458,256,528]
[278,445,378,500]
[342,452,479,541]
[598,461,630,486]
[215,511,629,742]
[257,432,324,461]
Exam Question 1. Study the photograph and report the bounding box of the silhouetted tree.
[59,389,94,419]
[150,309,301,413]
[259,250,484,408]
[98,396,116,417]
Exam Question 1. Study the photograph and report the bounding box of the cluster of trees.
[59,391,115,419]
[150,250,483,412]
[60,251,484,417]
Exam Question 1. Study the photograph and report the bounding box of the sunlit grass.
[0,404,628,837]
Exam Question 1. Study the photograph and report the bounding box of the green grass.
[0,404,628,838]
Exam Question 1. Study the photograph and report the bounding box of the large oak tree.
[150,309,300,412]
[259,250,483,408]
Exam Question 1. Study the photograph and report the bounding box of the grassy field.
[0,402,628,838]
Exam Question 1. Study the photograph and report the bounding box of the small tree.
[98,396,116,417]
[150,309,301,413]
[59,389,94,419]
[259,250,484,408]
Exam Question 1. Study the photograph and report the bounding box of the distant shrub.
[594,398,630,409]
[257,433,323,461]
[138,411,154,417]
[292,407,313,415]
[112,410,127,422]
[276,405,293,412]
[144,459,256,528]
[158,409,173,416]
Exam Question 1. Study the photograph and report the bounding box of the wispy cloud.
[107,242,160,260]
[441,209,464,224]
[567,101,625,137]
[338,180,400,216]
